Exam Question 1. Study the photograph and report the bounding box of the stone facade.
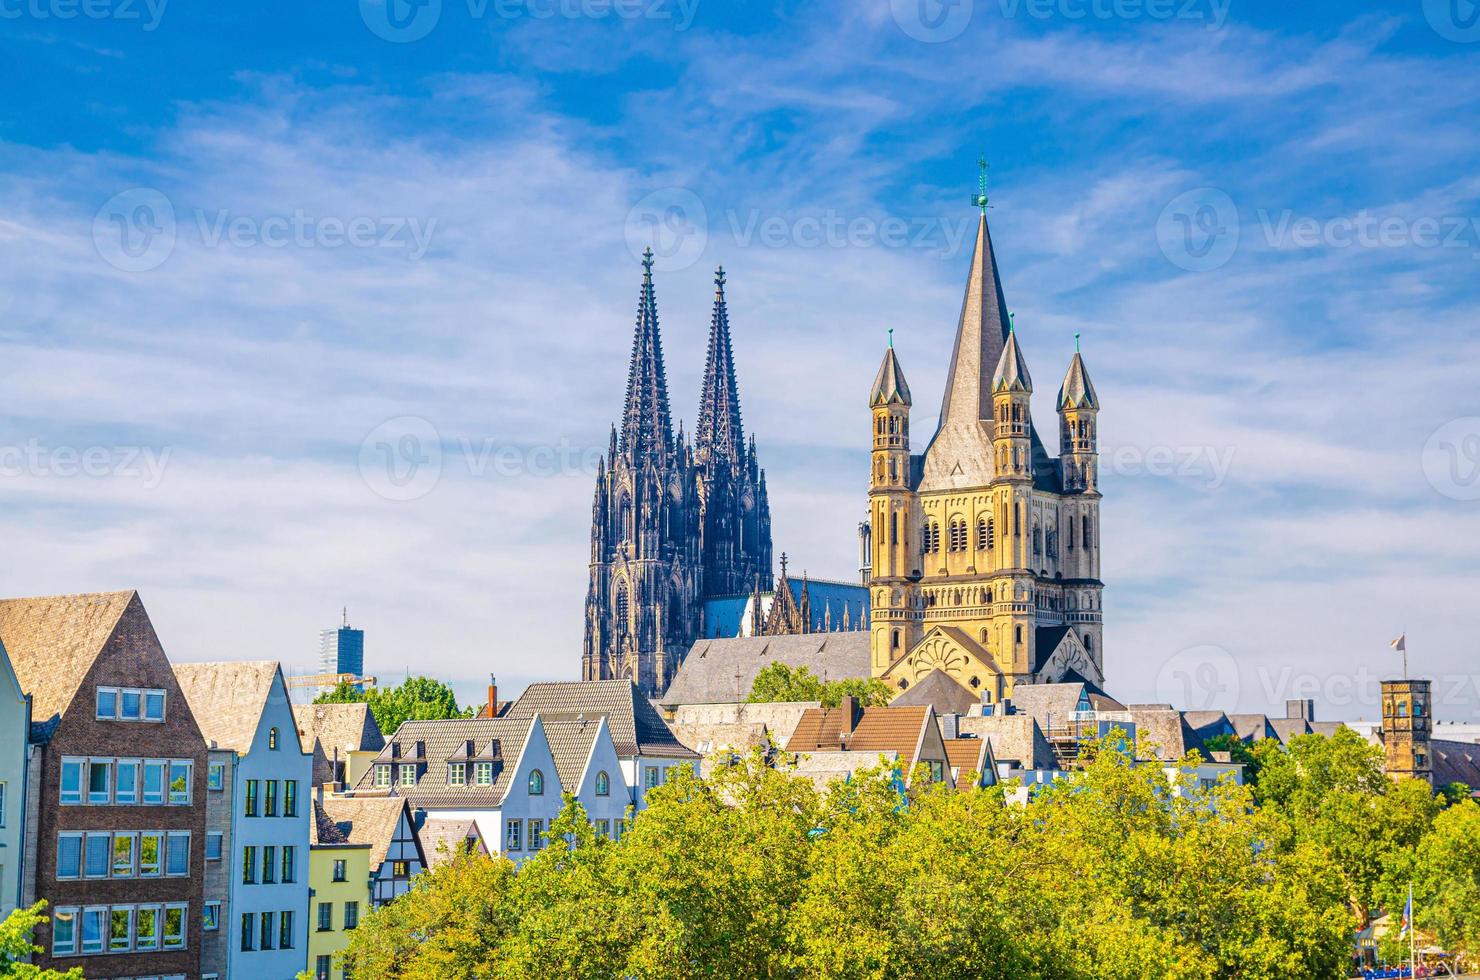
[584,254,773,697]
[1380,678,1433,786]
[200,747,235,980]
[864,205,1106,706]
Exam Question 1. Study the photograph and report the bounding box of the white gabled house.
[543,715,628,841]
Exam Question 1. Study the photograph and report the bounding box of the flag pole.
[1409,882,1415,978]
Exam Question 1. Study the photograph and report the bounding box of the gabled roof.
[891,668,978,715]
[943,737,996,790]
[310,800,367,848]
[415,818,488,868]
[1433,739,1480,790]
[543,717,606,792]
[507,680,697,759]
[786,704,933,767]
[959,714,1056,770]
[1006,683,1089,730]
[665,633,871,707]
[172,660,283,754]
[352,716,537,808]
[295,703,386,783]
[1226,713,1276,742]
[0,590,138,722]
[320,796,416,868]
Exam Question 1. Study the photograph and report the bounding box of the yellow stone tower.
[865,168,1106,705]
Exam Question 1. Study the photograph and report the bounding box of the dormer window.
[528,769,545,796]
[399,764,418,786]
[475,762,493,786]
[447,764,466,786]
[374,765,391,788]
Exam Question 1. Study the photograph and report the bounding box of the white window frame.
[59,758,84,805]
[109,905,134,953]
[447,763,465,786]
[206,831,223,862]
[86,759,112,805]
[139,830,164,877]
[165,831,190,877]
[95,687,119,720]
[120,688,143,721]
[207,762,225,791]
[474,761,493,786]
[51,906,78,955]
[83,832,111,880]
[56,832,84,880]
[142,759,167,805]
[168,760,193,805]
[162,902,187,950]
[80,906,107,955]
[111,832,137,878]
[398,763,417,786]
[204,901,221,932]
[144,689,166,722]
[115,759,140,805]
[135,903,161,950]
[375,765,391,788]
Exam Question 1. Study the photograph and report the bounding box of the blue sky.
[2,0,1479,721]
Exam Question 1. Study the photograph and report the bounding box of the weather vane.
[888,327,894,349]
[973,155,991,213]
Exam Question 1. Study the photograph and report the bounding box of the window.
[121,689,143,720]
[260,909,275,950]
[594,819,610,838]
[84,833,110,879]
[595,770,610,796]
[282,845,296,883]
[333,859,347,882]
[317,954,333,979]
[929,760,945,783]
[163,904,186,949]
[527,819,543,851]
[144,689,166,720]
[448,764,466,786]
[506,820,522,851]
[81,907,106,954]
[374,765,391,788]
[87,760,112,805]
[284,780,298,817]
[112,832,136,877]
[51,907,77,955]
[96,687,118,719]
[195,901,218,934]
[263,845,277,884]
[474,762,493,786]
[399,764,417,786]
[169,761,192,804]
[344,901,359,930]
[140,832,163,876]
[243,846,257,884]
[60,758,83,805]
[269,727,279,750]
[108,906,133,952]
[206,831,223,861]
[528,769,545,795]
[644,766,660,790]
[241,912,255,951]
[166,832,190,876]
[208,763,225,791]
[115,760,140,805]
[392,860,410,877]
[245,780,259,816]
[265,780,278,817]
[134,904,158,950]
[143,760,166,805]
[280,910,295,949]
[57,833,83,879]
[318,901,333,932]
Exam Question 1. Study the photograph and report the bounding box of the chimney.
[315,782,324,807]
[940,713,960,740]
[839,695,860,734]
[1286,699,1315,722]
[485,674,499,718]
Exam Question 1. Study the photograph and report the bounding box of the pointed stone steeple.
[695,265,744,467]
[992,315,1033,393]
[619,248,674,464]
[1056,342,1099,411]
[869,340,912,407]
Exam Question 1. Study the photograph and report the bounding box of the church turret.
[1057,333,1099,494]
[868,334,918,670]
[991,313,1033,482]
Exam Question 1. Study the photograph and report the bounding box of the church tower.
[868,162,1107,703]
[694,266,773,600]
[583,249,704,696]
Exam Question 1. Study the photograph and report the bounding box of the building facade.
[1380,679,1433,786]
[307,800,371,980]
[863,198,1107,706]
[0,591,207,979]
[200,746,236,980]
[174,661,313,979]
[318,797,425,907]
[0,637,29,918]
[583,255,773,697]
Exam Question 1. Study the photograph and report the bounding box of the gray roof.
[320,796,418,868]
[1227,713,1277,742]
[958,714,1055,770]
[506,680,697,759]
[991,327,1032,393]
[1056,351,1099,411]
[892,669,977,715]
[415,818,487,867]
[351,716,536,808]
[662,633,870,707]
[543,718,603,791]
[1125,708,1195,761]
[1005,683,1088,731]
[171,661,282,754]
[1433,739,1480,790]
[869,346,912,407]
[1269,718,1313,744]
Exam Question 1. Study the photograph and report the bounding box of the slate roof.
[543,718,603,792]
[1006,683,1090,731]
[1433,739,1480,790]
[310,800,364,848]
[991,326,1032,393]
[1056,351,1099,411]
[1269,718,1313,744]
[320,796,413,868]
[959,714,1056,770]
[172,661,282,754]
[1227,713,1277,742]
[295,703,385,783]
[892,669,978,715]
[663,633,871,707]
[506,680,697,758]
[1032,626,1073,673]
[786,704,932,766]
[0,590,138,722]
[416,818,487,867]
[353,716,536,808]
[869,346,912,407]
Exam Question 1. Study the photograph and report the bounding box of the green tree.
[747,662,891,708]
[0,903,84,979]
[1381,799,1480,968]
[1201,732,1262,783]
[315,676,472,737]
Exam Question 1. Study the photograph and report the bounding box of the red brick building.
[0,591,208,979]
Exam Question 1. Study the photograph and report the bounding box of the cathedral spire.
[696,264,744,467]
[619,248,674,463]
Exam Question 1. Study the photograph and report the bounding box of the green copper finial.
[888,327,894,349]
[972,155,990,213]
[1075,331,1081,353]
[1009,311,1016,334]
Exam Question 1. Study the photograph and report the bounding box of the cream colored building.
[0,637,27,917]
[863,202,1105,706]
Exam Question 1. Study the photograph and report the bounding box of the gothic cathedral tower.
[584,254,774,697]
[865,173,1106,704]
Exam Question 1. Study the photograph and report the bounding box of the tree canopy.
[746,661,892,708]
[1,904,84,979]
[315,675,472,737]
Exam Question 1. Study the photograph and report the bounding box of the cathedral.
[583,251,775,696]
[863,188,1106,706]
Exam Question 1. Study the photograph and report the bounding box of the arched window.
[595,771,611,796]
[976,519,988,551]
[892,629,901,650]
[1082,515,1092,548]
[1085,634,1094,652]
[268,727,279,750]
[890,512,898,545]
[616,584,630,631]
[529,769,545,795]
[1015,625,1023,645]
[979,628,988,644]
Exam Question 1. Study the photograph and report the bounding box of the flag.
[1399,889,1412,938]
[1391,634,1407,653]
